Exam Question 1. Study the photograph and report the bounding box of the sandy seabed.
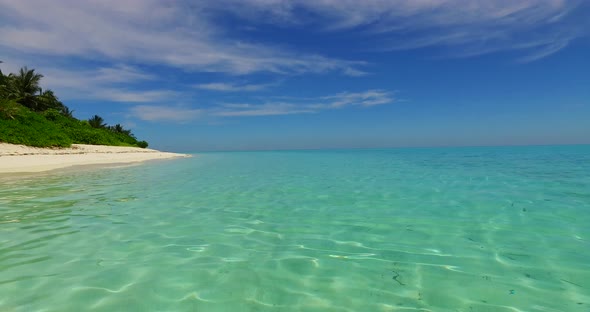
[0,143,190,174]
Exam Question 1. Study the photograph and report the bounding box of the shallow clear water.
[1,146,589,311]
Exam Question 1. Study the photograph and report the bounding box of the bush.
[42,108,62,121]
[0,105,72,147]
[1,65,150,148]
[0,102,149,148]
[0,99,21,120]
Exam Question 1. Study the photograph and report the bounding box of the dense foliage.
[0,63,148,148]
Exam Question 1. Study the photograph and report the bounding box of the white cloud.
[92,65,155,84]
[0,0,364,76]
[130,105,202,122]
[215,102,315,116]
[39,65,154,88]
[516,40,571,63]
[342,67,369,77]
[2,0,579,83]
[129,89,395,121]
[214,89,394,117]
[320,90,395,108]
[209,0,588,60]
[195,82,275,92]
[94,89,179,103]
[33,65,177,102]
[2,0,583,118]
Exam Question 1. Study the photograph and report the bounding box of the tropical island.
[0,62,148,148]
[0,63,189,174]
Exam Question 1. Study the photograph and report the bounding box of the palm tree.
[7,67,44,110]
[88,115,106,128]
[37,89,63,111]
[0,61,9,99]
[60,106,74,118]
[109,123,134,138]
[112,123,124,133]
[113,123,130,134]
[0,61,4,83]
[14,67,43,95]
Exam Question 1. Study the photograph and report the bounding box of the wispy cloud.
[215,90,395,117]
[39,65,153,88]
[195,82,275,92]
[215,103,315,116]
[1,0,586,92]
[129,89,394,121]
[211,0,589,61]
[1,0,585,125]
[92,65,155,84]
[130,105,202,122]
[1,0,584,109]
[516,40,571,63]
[0,1,365,76]
[214,89,394,117]
[319,90,395,108]
[95,89,179,103]
[35,65,178,102]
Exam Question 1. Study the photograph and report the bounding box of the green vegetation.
[0,63,148,148]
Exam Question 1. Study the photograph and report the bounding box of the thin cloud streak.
[129,89,394,121]
[0,1,365,76]
[217,89,394,117]
[215,103,315,116]
[37,65,178,103]
[211,0,589,61]
[319,90,396,108]
[1,0,585,109]
[130,105,202,122]
[195,82,275,92]
[95,89,180,103]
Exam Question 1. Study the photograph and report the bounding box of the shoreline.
[0,143,191,174]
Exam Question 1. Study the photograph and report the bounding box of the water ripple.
[1,147,589,311]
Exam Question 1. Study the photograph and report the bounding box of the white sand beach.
[0,143,190,173]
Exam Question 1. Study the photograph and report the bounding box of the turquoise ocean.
[1,145,589,311]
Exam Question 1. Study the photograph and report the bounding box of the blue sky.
[1,0,589,151]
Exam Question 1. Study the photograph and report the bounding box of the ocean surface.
[1,145,589,311]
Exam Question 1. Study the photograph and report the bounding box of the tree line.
[0,62,148,148]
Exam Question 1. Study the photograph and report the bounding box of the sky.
[0,0,589,152]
